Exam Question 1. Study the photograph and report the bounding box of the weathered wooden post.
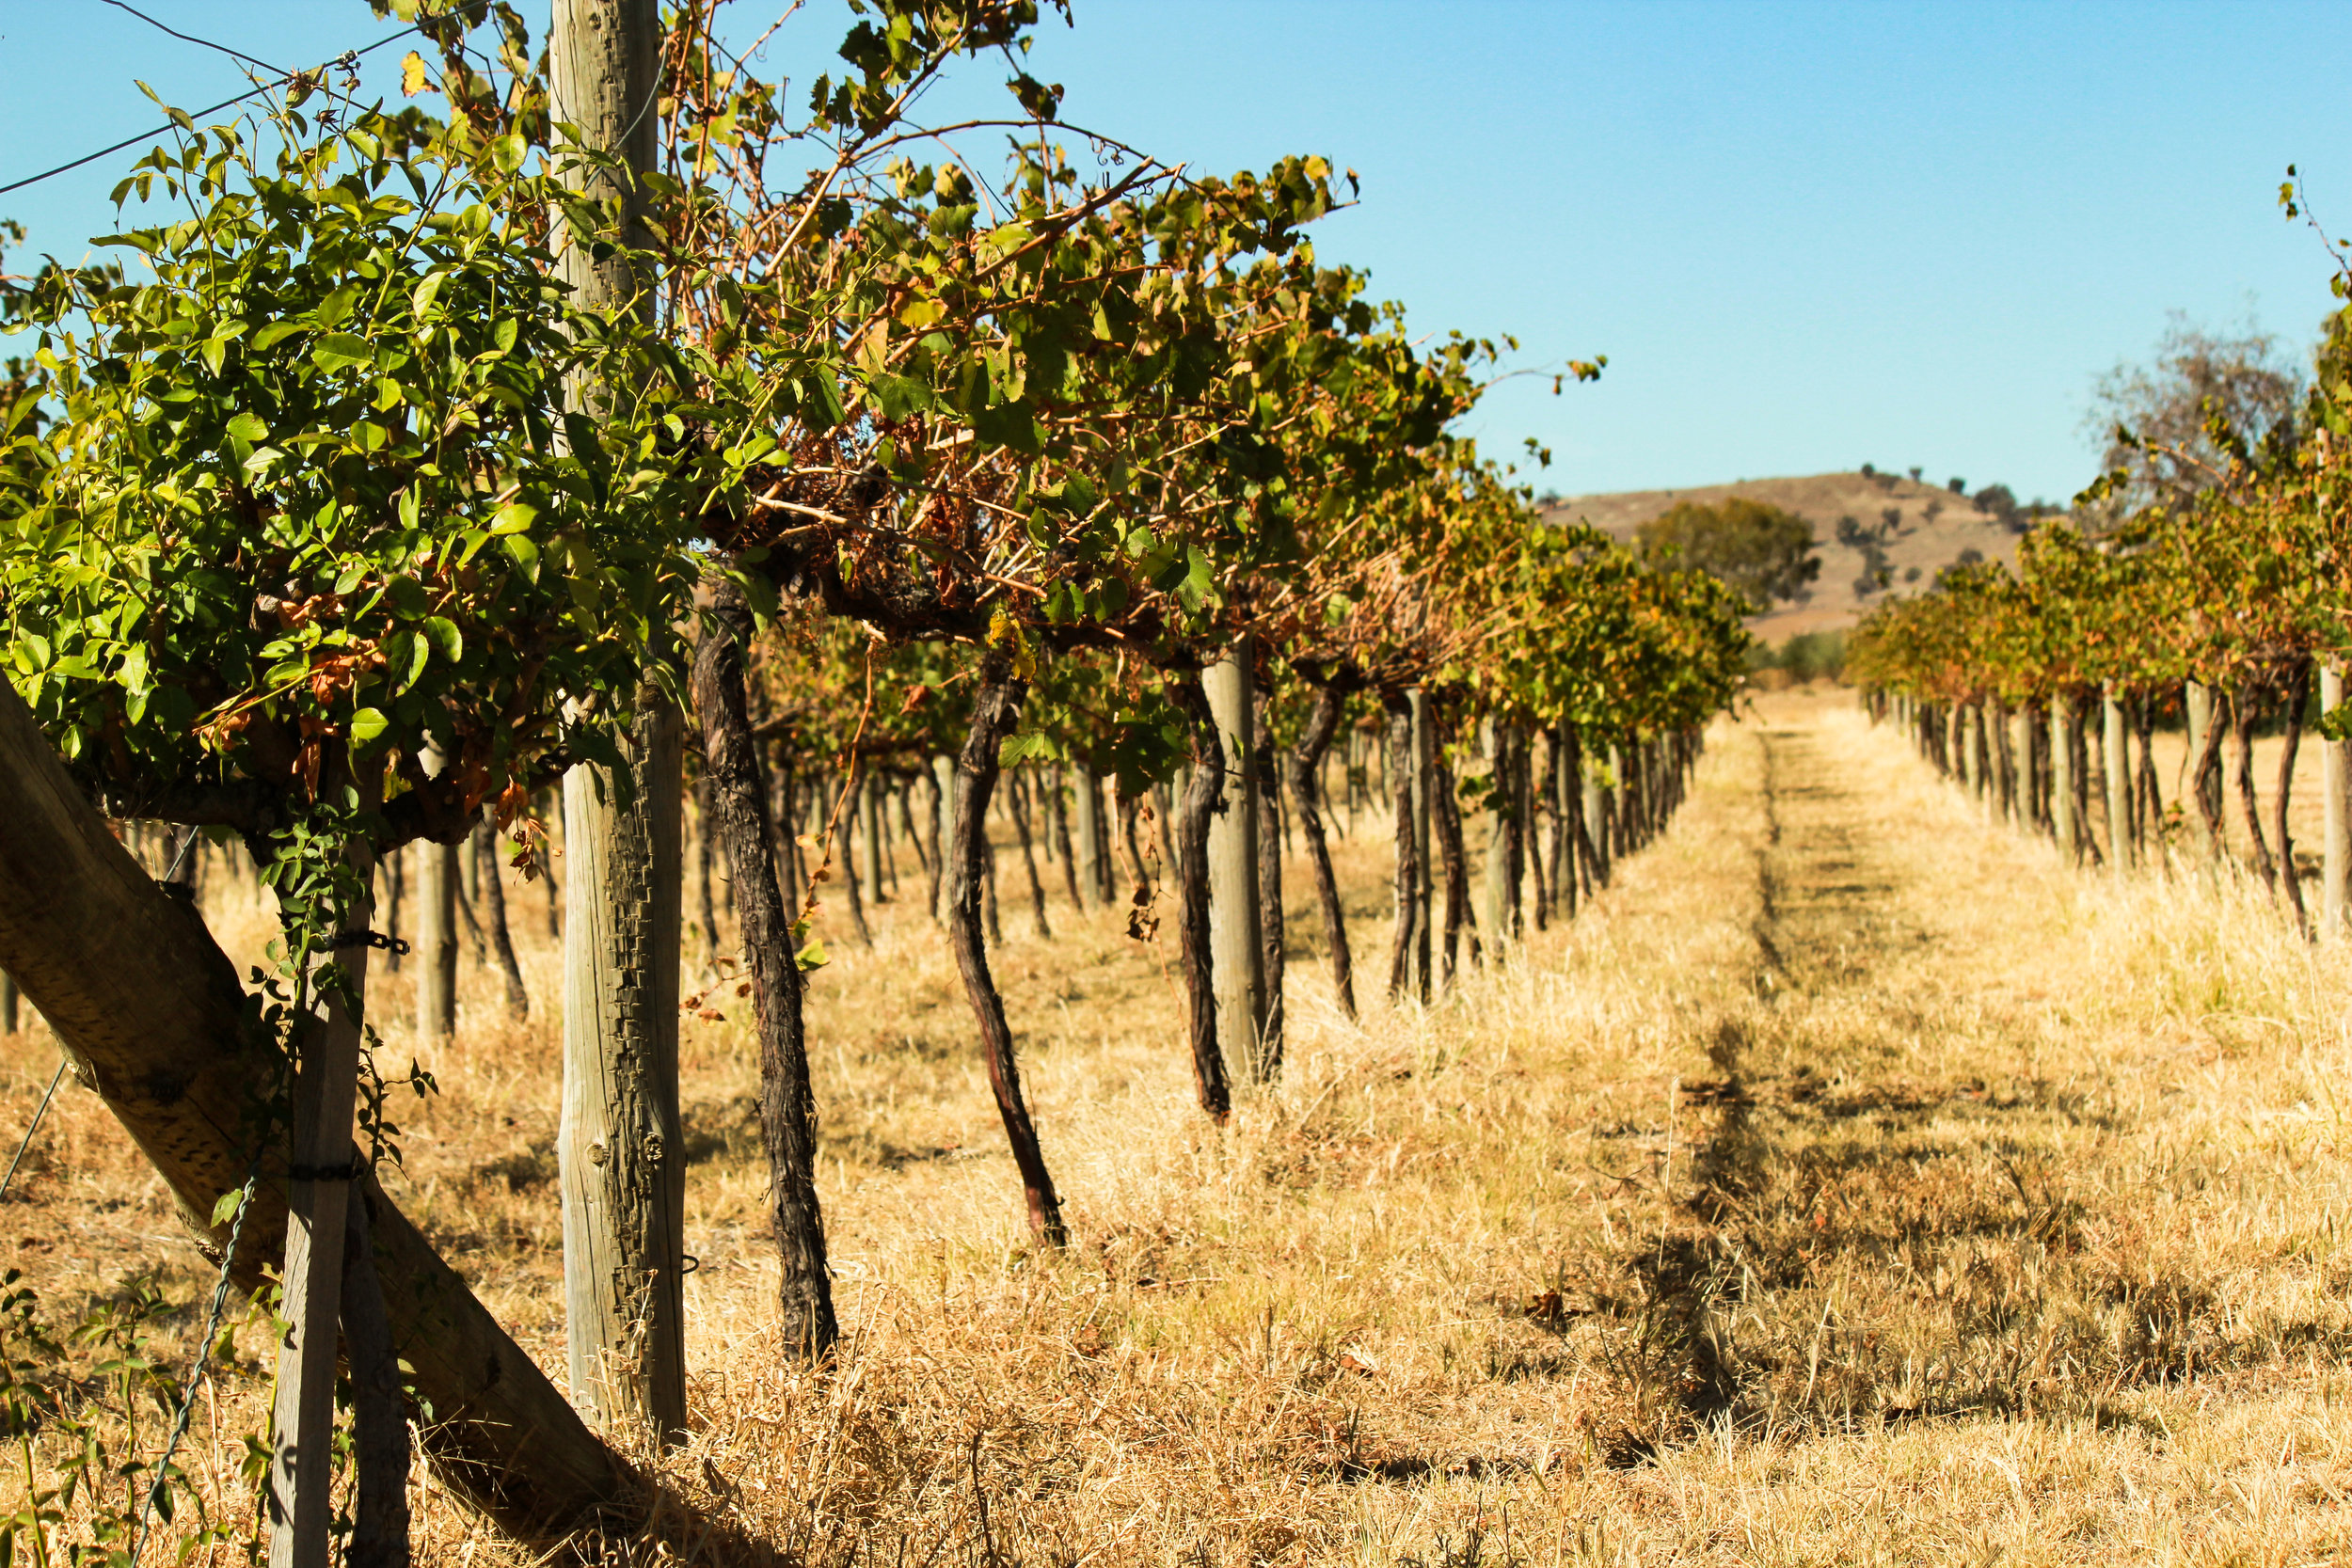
[2049,699,2075,861]
[2006,707,2033,832]
[0,969,15,1035]
[1204,639,1267,1079]
[415,836,457,1038]
[1408,689,1434,997]
[2103,685,2132,870]
[1583,742,1611,887]
[933,755,958,902]
[2185,680,2217,858]
[551,0,685,1447]
[860,768,886,906]
[1975,705,1997,820]
[1073,764,1105,910]
[2325,665,2349,935]
[1556,723,1584,914]
[560,684,685,1439]
[1482,721,1511,951]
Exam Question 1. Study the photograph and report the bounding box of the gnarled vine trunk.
[474,814,530,1018]
[1435,748,1476,979]
[1252,685,1285,1075]
[2231,679,2278,894]
[2275,660,2311,933]
[691,581,837,1356]
[1287,676,1355,1019]
[1169,678,1234,1117]
[948,661,1068,1241]
[1381,691,1421,1001]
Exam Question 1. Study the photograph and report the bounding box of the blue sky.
[3,1,2344,505]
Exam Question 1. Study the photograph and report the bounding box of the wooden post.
[2325,665,2349,935]
[2103,684,2132,871]
[1073,765,1106,910]
[934,755,958,903]
[1482,721,1511,951]
[0,969,15,1035]
[1610,743,1633,859]
[552,0,684,1446]
[1408,689,1434,997]
[861,769,885,905]
[560,689,686,1441]
[1203,639,1266,1080]
[2006,707,2032,831]
[1975,705,1996,821]
[2049,699,2074,860]
[2185,680,2217,858]
[267,810,377,1568]
[1582,743,1610,887]
[1557,723,1583,916]
[415,837,457,1039]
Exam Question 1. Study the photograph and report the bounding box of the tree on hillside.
[1635,497,1820,611]
[2087,312,2305,512]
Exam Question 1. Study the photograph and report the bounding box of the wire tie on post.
[328,928,410,956]
[287,1155,368,1183]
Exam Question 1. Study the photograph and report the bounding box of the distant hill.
[1540,471,2030,642]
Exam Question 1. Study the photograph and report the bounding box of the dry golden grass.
[9,688,2352,1563]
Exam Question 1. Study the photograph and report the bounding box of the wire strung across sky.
[0,19,422,199]
[96,0,286,80]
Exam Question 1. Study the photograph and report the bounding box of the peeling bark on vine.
[1287,677,1355,1019]
[1168,675,1234,1119]
[691,582,837,1357]
[949,662,1069,1238]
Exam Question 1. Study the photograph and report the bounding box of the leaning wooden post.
[1203,638,1267,1081]
[2103,683,2132,871]
[267,791,379,1568]
[552,0,685,1445]
[2325,664,2349,935]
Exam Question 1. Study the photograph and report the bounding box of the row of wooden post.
[1877,676,2352,933]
